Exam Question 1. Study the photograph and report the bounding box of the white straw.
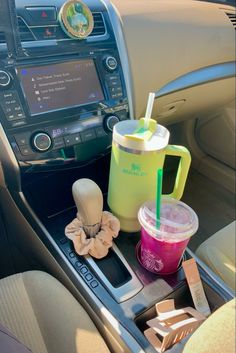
[144,92,155,129]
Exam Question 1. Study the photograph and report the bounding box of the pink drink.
[138,198,198,275]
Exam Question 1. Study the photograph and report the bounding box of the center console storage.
[20,158,233,353]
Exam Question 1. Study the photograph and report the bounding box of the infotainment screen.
[17,59,104,116]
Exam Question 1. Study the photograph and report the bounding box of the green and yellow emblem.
[59,0,94,39]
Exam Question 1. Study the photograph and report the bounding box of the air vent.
[17,17,35,41]
[0,32,6,44]
[0,13,105,45]
[0,18,34,45]
[90,13,106,36]
[226,12,236,29]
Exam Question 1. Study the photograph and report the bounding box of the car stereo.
[0,0,130,171]
[17,59,105,116]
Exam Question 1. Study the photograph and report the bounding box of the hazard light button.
[26,7,57,23]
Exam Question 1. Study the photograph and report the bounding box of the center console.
[0,1,234,353]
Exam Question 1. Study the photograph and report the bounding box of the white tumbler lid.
[113,120,170,152]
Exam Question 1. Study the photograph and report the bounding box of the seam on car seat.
[0,272,48,353]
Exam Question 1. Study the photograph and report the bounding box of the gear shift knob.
[66,178,120,258]
[72,178,103,236]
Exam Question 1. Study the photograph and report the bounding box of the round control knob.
[104,56,118,72]
[0,70,12,89]
[32,132,52,152]
[104,115,120,132]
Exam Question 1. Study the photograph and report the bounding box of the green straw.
[156,168,163,229]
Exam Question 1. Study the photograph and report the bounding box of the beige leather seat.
[196,221,236,291]
[0,271,110,353]
[183,298,236,353]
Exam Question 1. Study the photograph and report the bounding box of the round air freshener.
[59,0,94,39]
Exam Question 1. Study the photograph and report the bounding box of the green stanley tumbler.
[107,118,191,232]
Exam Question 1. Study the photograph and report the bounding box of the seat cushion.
[0,271,110,353]
[196,221,236,290]
[0,323,32,353]
[183,298,236,353]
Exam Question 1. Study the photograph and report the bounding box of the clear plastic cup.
[138,197,199,274]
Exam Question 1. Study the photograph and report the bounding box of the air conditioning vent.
[0,18,34,45]
[17,17,35,41]
[90,13,106,36]
[0,32,6,44]
[226,12,236,29]
[0,12,105,45]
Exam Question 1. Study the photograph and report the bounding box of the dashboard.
[111,0,235,123]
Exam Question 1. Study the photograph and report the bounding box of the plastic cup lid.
[138,197,199,241]
[113,120,170,152]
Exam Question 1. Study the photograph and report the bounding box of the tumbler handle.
[164,145,191,200]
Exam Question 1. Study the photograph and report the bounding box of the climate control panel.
[7,107,128,169]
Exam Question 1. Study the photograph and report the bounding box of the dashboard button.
[4,111,24,121]
[26,7,57,23]
[64,133,81,147]
[32,132,52,152]
[11,120,26,128]
[104,56,118,71]
[80,129,96,142]
[106,74,120,82]
[16,112,25,119]
[95,127,107,138]
[109,86,122,94]
[80,267,88,275]
[107,79,121,88]
[14,132,31,146]
[85,273,93,281]
[52,137,65,150]
[104,115,120,132]
[19,145,34,156]
[117,110,128,121]
[0,70,11,88]
[69,251,76,258]
[59,238,68,245]
[64,136,74,147]
[111,92,123,99]
[90,280,99,288]
[0,91,25,120]
[0,91,17,100]
[32,26,57,40]
[75,261,83,269]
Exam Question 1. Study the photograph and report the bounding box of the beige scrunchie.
[65,211,120,259]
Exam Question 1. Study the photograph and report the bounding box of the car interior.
[0,0,235,352]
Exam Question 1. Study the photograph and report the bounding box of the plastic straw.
[156,168,163,229]
[144,92,155,129]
